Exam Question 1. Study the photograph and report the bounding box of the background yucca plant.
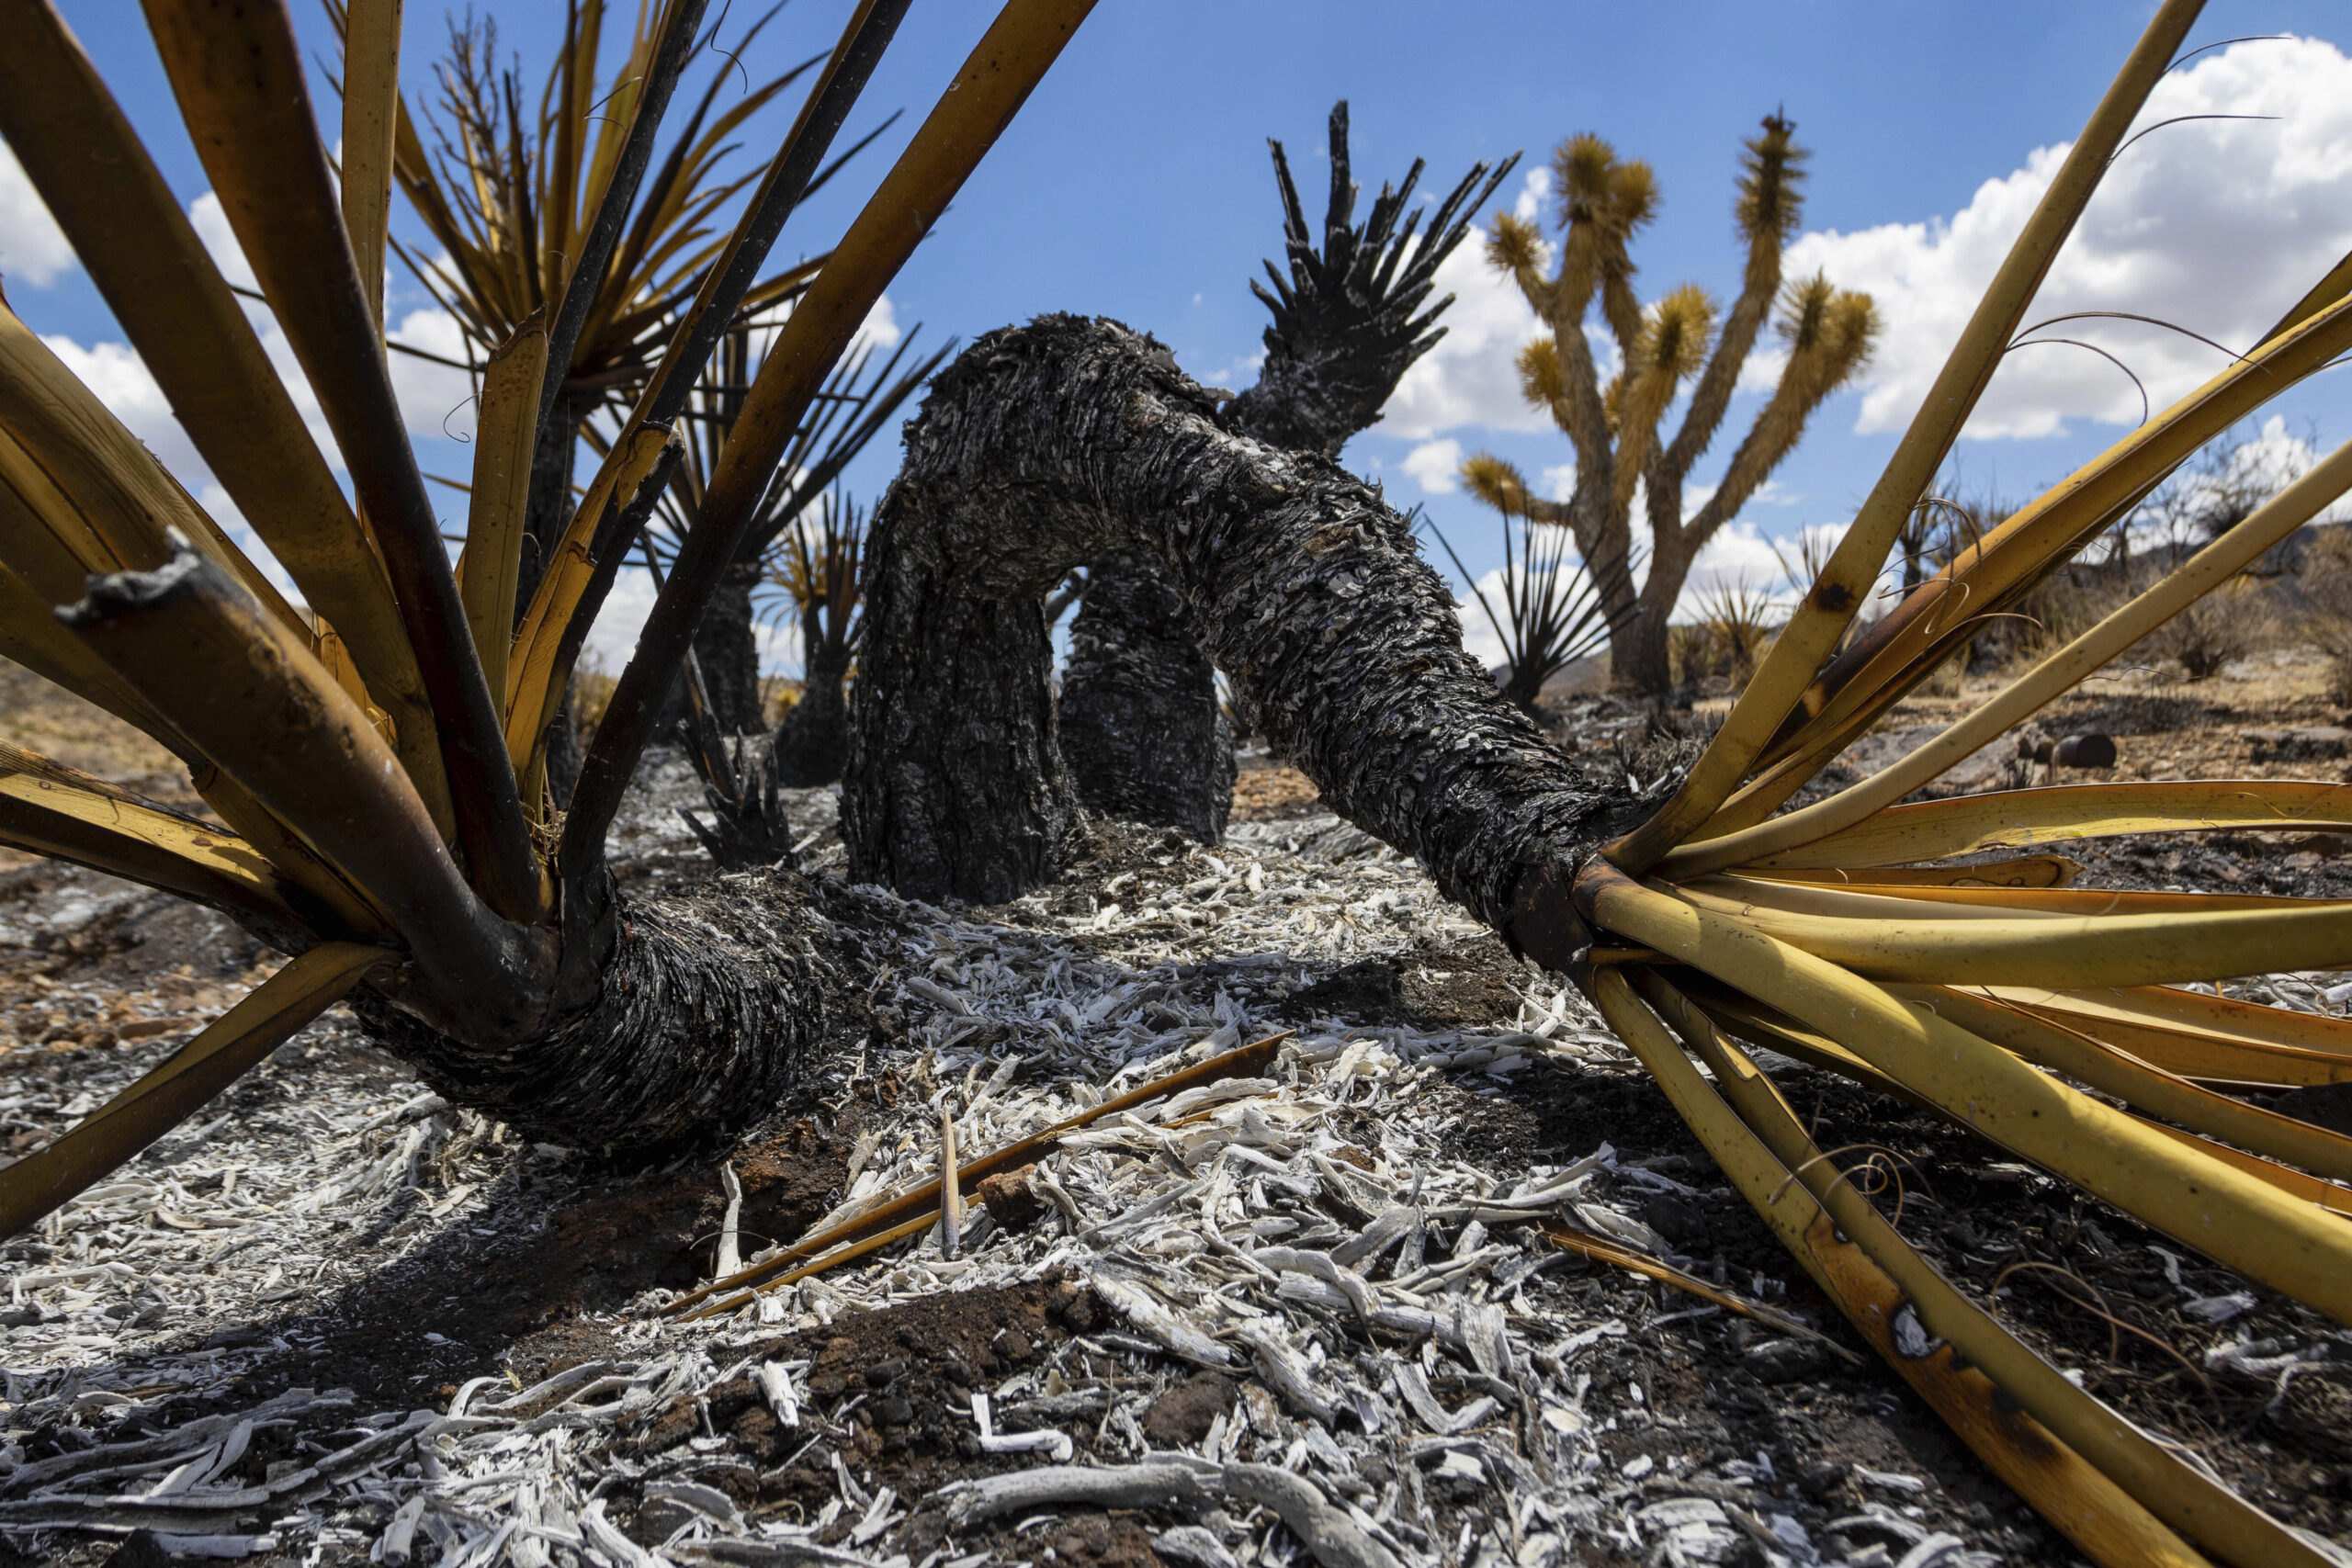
[1542,4,2352,1559]
[630,320,944,745]
[1421,502,1615,714]
[339,0,878,787]
[0,0,1089,1202]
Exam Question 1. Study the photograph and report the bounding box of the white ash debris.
[0,809,2036,1566]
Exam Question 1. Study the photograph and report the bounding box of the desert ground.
[1,649,2347,1567]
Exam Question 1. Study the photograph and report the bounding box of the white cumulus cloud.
[1402,438,1464,494]
[1784,36,2352,442]
[0,145,74,288]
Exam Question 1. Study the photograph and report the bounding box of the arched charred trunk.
[1056,106,1512,841]
[848,315,1622,922]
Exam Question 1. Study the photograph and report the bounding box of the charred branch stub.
[847,314,1623,921]
[1059,105,1513,839]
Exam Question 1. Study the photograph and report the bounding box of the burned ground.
[3,650,2352,1565]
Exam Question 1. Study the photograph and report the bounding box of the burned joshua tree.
[6,5,2352,1562]
[1055,104,1514,843]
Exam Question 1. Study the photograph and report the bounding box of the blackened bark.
[773,648,853,786]
[1057,548,1234,842]
[692,562,767,733]
[849,579,1071,902]
[847,316,1621,921]
[519,393,586,805]
[357,869,857,1151]
[1058,106,1513,840]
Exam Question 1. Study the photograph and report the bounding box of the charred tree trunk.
[357,868,860,1153]
[1057,547,1235,842]
[519,391,586,804]
[848,315,1624,919]
[773,643,854,786]
[1057,106,1511,841]
[691,561,767,733]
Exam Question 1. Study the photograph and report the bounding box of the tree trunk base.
[353,871,863,1153]
[774,665,852,787]
[1058,548,1234,844]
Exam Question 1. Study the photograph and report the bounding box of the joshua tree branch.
[1224,103,1516,457]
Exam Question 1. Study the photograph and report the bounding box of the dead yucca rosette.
[1508,3,2352,1562]
[0,0,1092,1212]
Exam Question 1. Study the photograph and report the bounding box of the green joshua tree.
[1463,115,1878,696]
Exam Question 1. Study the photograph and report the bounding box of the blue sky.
[9,3,2352,674]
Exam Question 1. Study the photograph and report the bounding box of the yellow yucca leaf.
[1667,436,2352,876]
[2039,981,2352,1056]
[64,540,540,995]
[1611,968,2335,1568]
[458,315,550,706]
[146,0,541,924]
[1580,864,2352,1320]
[1589,971,2221,1568]
[0,5,457,839]
[1912,985,2352,1182]
[0,942,390,1240]
[1670,875,2352,990]
[0,744,310,938]
[504,423,680,770]
[1747,780,2352,870]
[1674,984,1923,1104]
[1770,881,2307,916]
[0,300,303,634]
[1989,987,2352,1088]
[0,559,190,746]
[340,0,403,321]
[2128,1113,2352,1220]
[1744,854,2082,889]
[1613,0,2203,873]
[1721,288,2352,829]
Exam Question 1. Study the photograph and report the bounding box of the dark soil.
[1454,1044,2352,1558]
[612,1276,1111,1554]
[187,1100,866,1416]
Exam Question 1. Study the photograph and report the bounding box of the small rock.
[1141,1370,1237,1447]
[865,1358,908,1387]
[975,1166,1047,1231]
[1746,1337,1834,1385]
[996,1327,1033,1364]
[871,1394,915,1427]
[1798,1461,1845,1499]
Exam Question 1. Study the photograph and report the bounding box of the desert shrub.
[2298,530,2352,701]
[2146,588,2254,680]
